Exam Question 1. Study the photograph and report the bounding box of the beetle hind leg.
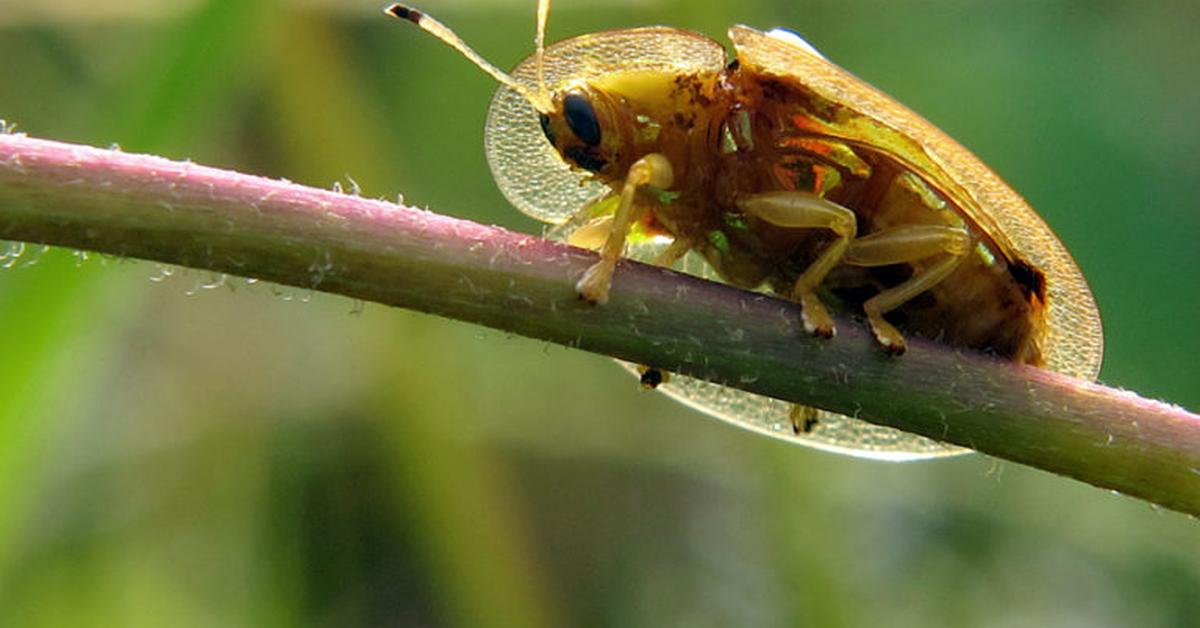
[737,191,857,337]
[844,224,973,354]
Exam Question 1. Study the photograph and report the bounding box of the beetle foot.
[576,261,613,304]
[789,404,820,434]
[798,292,836,338]
[867,313,907,355]
[637,366,668,389]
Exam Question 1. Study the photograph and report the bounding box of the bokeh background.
[1,0,1198,626]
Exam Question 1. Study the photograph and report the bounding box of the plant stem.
[1,133,1197,515]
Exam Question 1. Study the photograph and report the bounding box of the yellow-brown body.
[388,3,1102,457]
[548,61,1046,363]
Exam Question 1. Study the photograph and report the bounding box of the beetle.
[384,1,1104,459]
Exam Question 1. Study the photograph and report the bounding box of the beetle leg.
[576,153,674,303]
[844,224,973,353]
[737,191,857,337]
[636,365,669,389]
[651,234,693,268]
[789,404,820,434]
[565,214,614,251]
[628,236,693,391]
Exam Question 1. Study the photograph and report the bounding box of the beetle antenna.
[384,3,553,113]
[535,0,550,103]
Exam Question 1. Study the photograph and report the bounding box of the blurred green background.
[1,0,1198,626]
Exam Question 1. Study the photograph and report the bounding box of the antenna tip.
[384,3,422,24]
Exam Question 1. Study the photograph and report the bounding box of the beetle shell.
[728,26,1102,381]
[484,25,1103,460]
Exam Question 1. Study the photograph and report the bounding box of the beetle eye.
[563,93,601,146]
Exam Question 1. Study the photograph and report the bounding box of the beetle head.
[537,86,626,177]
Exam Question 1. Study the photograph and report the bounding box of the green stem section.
[1,133,1198,515]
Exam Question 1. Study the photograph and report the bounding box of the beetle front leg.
[737,191,857,337]
[844,224,973,353]
[577,210,691,391]
[576,153,674,303]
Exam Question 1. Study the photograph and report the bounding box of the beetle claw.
[798,292,836,338]
[576,261,612,304]
[867,314,908,355]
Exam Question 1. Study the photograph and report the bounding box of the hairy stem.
[1,134,1197,515]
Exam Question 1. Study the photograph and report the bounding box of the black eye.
[563,93,601,146]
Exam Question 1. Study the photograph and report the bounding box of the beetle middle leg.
[576,153,674,303]
[844,224,974,353]
[737,191,857,337]
[574,204,691,390]
[628,235,694,390]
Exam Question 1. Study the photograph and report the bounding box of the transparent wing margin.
[729,25,1102,381]
[622,241,966,460]
[485,27,727,224]
[492,25,969,459]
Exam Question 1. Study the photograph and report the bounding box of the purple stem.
[1,133,1197,515]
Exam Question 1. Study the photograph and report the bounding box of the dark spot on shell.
[760,79,787,100]
[1009,258,1046,302]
